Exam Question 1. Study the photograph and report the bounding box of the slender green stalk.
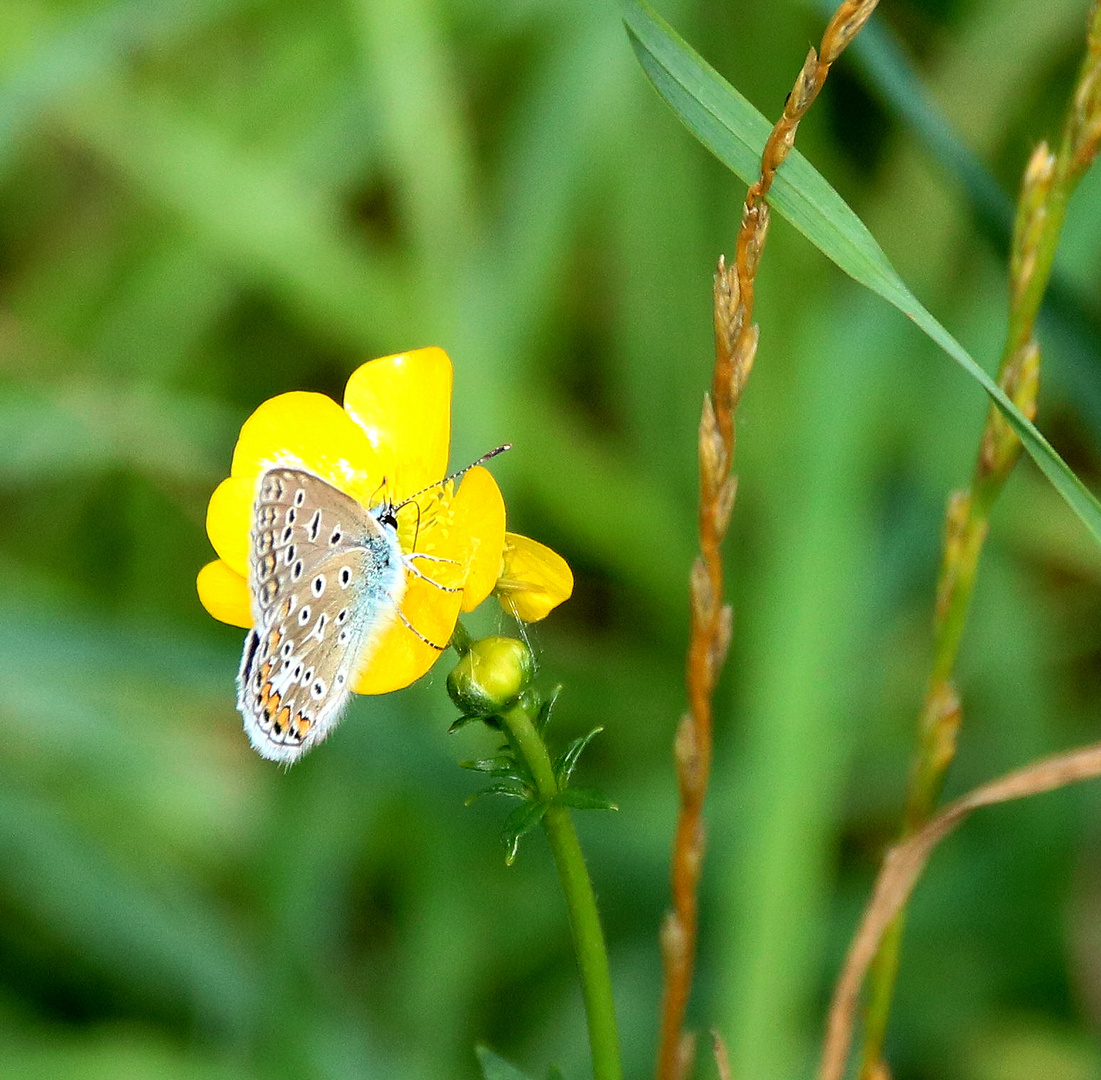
[497,701,623,1080]
[859,8,1101,1074]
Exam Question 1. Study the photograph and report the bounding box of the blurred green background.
[3,0,1101,1077]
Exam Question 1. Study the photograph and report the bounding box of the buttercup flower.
[197,347,572,699]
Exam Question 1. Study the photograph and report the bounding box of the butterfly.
[236,468,410,763]
[236,449,507,764]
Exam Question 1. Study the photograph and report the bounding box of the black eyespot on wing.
[241,630,260,683]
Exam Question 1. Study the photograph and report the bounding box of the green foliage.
[1,1,1100,1079]
[457,682,613,864]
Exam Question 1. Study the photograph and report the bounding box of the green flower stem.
[497,701,623,1080]
[858,13,1101,1072]
[450,620,474,656]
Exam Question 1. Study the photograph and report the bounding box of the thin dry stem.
[818,742,1101,1080]
[655,4,882,1078]
[711,1030,733,1080]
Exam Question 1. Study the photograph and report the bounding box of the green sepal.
[459,755,519,778]
[554,726,604,787]
[464,781,531,807]
[534,685,562,733]
[555,787,618,812]
[475,1045,537,1080]
[449,713,488,733]
[502,800,549,866]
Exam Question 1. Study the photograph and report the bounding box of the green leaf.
[622,0,1101,546]
[545,1067,565,1080]
[475,1046,537,1080]
[464,782,531,807]
[458,756,519,778]
[449,713,488,733]
[553,726,605,787]
[502,800,549,866]
[535,685,563,733]
[813,0,1014,240]
[555,787,619,812]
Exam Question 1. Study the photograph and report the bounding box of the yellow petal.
[230,391,382,506]
[495,533,573,622]
[206,475,254,577]
[343,348,452,501]
[452,466,506,612]
[197,560,252,628]
[352,572,463,695]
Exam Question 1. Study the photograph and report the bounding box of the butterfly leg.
[403,554,463,593]
[405,552,460,566]
[393,606,449,651]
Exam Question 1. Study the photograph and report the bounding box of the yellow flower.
[197,347,572,699]
[495,533,575,623]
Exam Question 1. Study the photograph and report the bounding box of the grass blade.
[622,0,1101,545]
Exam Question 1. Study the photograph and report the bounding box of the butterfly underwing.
[236,467,404,763]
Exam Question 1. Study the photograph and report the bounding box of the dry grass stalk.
[655,4,881,1079]
[711,1030,733,1080]
[817,741,1101,1080]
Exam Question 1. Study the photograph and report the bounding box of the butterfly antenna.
[392,444,511,511]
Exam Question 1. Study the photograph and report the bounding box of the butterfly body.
[237,467,404,763]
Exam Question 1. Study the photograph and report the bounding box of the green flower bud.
[447,636,535,716]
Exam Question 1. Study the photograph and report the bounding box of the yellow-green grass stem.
[858,10,1101,1071]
